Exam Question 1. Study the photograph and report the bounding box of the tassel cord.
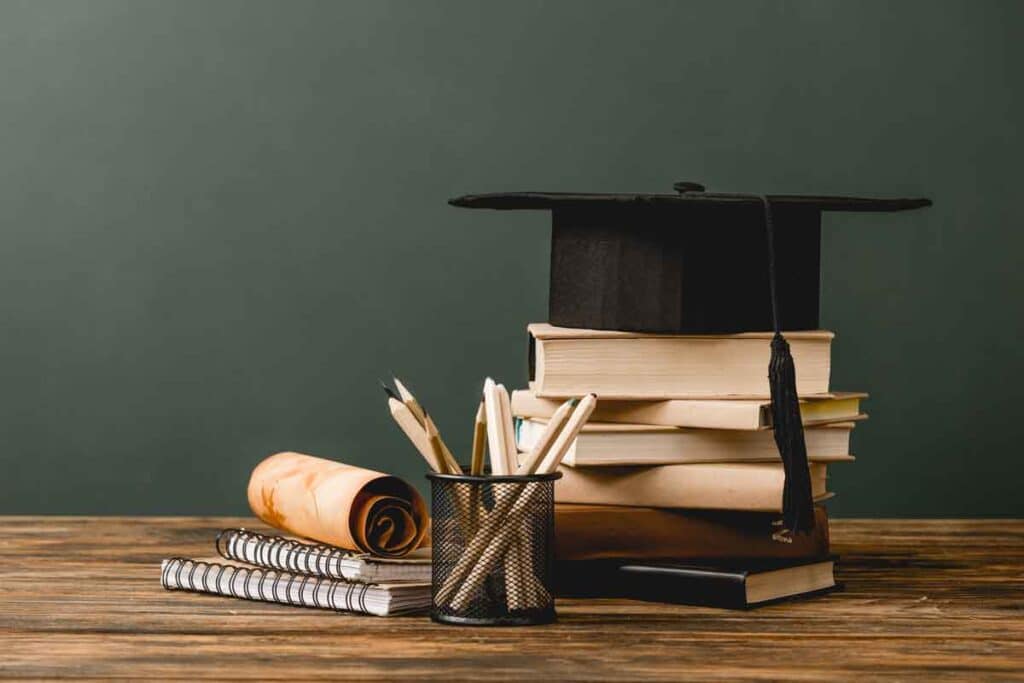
[759,196,782,334]
[671,188,817,537]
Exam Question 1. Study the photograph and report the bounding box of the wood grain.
[1,517,1022,680]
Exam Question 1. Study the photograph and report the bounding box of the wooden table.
[2,518,1022,680]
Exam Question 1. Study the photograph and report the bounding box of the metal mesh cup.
[427,470,561,626]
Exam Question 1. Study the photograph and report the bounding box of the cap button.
[673,182,706,194]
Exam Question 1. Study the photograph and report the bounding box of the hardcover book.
[528,323,833,399]
[557,556,839,609]
[554,504,830,561]
[555,461,832,511]
[517,419,855,467]
[512,389,866,430]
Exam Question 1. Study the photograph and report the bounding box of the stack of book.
[512,323,862,607]
[450,181,929,608]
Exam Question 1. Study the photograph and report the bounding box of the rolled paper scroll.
[247,452,428,557]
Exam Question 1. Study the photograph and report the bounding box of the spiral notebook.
[215,528,432,583]
[160,557,431,616]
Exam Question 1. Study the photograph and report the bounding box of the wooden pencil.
[425,413,462,475]
[387,397,443,473]
[515,398,576,475]
[496,384,519,473]
[423,414,446,472]
[470,400,487,476]
[394,377,460,473]
[536,394,597,473]
[440,394,599,609]
[495,384,524,609]
[393,377,426,424]
[483,378,509,474]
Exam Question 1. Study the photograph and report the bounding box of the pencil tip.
[379,380,399,400]
[393,376,419,403]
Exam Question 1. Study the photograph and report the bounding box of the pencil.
[426,413,462,475]
[387,397,443,473]
[424,414,446,472]
[483,378,509,474]
[515,398,576,475]
[470,400,487,476]
[536,394,597,473]
[494,384,524,609]
[379,380,400,402]
[439,394,600,609]
[496,384,519,473]
[393,377,426,425]
[394,377,461,473]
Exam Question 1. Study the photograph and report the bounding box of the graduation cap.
[449,182,931,537]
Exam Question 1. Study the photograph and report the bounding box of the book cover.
[556,556,839,609]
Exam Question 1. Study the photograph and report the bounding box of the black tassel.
[760,197,815,540]
[671,190,817,539]
[769,333,815,538]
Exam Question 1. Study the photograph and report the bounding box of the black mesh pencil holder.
[427,470,561,626]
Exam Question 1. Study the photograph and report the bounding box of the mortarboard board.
[449,182,931,537]
[450,182,931,335]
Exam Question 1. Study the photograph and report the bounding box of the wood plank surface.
[1,517,1022,680]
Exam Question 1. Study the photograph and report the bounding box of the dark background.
[2,0,1019,516]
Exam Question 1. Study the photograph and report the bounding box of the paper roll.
[247,452,428,557]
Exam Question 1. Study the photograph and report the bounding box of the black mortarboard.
[450,182,931,537]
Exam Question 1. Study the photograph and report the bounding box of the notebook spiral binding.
[160,557,374,613]
[215,528,352,579]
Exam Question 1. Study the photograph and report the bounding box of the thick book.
[528,323,833,399]
[517,418,855,467]
[555,462,832,511]
[556,556,838,609]
[160,557,430,616]
[216,528,431,583]
[511,389,866,430]
[554,504,830,561]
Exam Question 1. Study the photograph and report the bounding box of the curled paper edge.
[247,452,428,557]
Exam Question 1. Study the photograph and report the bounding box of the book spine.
[512,391,764,430]
[616,564,749,609]
[553,561,748,608]
[553,505,830,561]
[554,463,825,511]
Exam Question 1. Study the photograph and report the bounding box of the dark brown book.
[554,504,830,561]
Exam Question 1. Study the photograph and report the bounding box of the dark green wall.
[2,0,1020,515]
